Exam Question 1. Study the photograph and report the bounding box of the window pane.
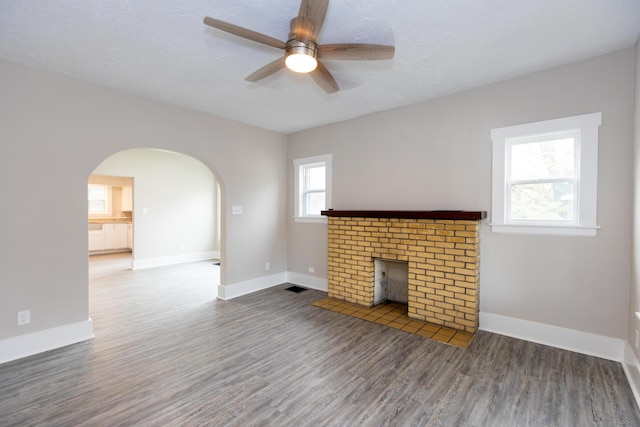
[510,182,575,221]
[88,185,105,199]
[304,191,325,216]
[510,137,574,181]
[306,165,325,191]
[88,200,106,213]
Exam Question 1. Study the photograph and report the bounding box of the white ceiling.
[1,1,639,134]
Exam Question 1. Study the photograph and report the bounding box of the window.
[88,184,109,214]
[294,154,332,222]
[491,112,601,236]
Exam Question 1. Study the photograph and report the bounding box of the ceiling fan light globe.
[285,53,318,73]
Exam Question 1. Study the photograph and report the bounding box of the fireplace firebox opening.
[374,259,408,305]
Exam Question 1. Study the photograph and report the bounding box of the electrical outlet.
[17,310,30,326]
[265,262,270,271]
[308,267,315,273]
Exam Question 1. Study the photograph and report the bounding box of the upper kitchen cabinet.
[122,186,132,211]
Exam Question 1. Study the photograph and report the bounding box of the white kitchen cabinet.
[115,223,129,249]
[103,223,129,250]
[88,228,105,251]
[127,223,132,249]
[121,186,133,211]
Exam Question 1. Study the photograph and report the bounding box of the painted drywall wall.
[92,149,220,263]
[0,59,287,342]
[631,40,640,359]
[288,48,635,340]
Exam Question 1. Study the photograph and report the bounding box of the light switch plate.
[232,206,243,215]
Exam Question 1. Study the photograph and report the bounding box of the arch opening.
[87,148,223,315]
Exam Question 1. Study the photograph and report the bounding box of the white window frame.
[294,154,332,223]
[491,112,601,236]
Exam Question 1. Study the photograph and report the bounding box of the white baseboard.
[0,319,94,365]
[623,343,640,410]
[218,271,288,300]
[480,312,624,362]
[132,251,218,270]
[218,271,328,300]
[286,271,328,292]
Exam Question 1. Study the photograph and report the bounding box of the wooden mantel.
[321,210,487,221]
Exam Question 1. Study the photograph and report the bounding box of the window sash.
[507,180,577,224]
[504,130,579,225]
[303,164,326,192]
[303,189,325,216]
[300,162,326,217]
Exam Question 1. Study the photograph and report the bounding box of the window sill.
[491,224,599,237]
[294,216,328,224]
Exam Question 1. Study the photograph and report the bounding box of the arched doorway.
[87,148,222,299]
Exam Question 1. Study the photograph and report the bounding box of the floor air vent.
[285,286,308,293]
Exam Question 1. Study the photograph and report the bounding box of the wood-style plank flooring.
[0,254,639,426]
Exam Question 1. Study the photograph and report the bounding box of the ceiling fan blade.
[298,0,329,34]
[310,60,339,94]
[245,57,286,82]
[318,44,395,60]
[203,17,286,50]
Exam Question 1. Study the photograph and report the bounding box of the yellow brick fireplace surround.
[322,210,487,334]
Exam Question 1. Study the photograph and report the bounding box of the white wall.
[0,59,288,347]
[93,149,220,265]
[288,49,635,341]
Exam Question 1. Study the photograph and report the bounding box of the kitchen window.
[491,112,601,236]
[294,154,332,223]
[88,184,109,214]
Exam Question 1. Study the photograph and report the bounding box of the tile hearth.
[312,297,474,348]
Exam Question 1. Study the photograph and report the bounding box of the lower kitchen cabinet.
[104,223,128,249]
[88,229,105,251]
[89,223,130,252]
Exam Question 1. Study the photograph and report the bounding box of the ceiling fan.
[203,0,395,94]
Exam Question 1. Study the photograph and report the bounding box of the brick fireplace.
[322,210,486,334]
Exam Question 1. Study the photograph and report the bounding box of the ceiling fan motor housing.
[287,16,318,58]
[285,16,318,72]
[286,40,318,59]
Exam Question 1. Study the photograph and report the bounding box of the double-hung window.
[294,154,332,222]
[491,113,601,236]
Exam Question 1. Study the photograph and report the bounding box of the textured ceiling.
[0,1,639,133]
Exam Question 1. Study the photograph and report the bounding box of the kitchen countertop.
[88,218,132,224]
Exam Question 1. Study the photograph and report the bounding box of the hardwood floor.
[1,255,639,426]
